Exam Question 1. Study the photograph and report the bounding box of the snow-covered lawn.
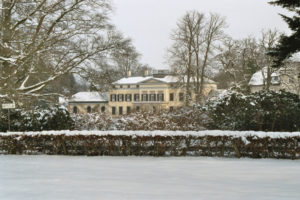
[0,156,299,200]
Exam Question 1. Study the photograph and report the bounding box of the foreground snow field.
[0,156,300,200]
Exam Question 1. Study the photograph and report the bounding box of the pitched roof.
[113,77,153,84]
[113,75,216,85]
[69,92,108,102]
[249,67,280,86]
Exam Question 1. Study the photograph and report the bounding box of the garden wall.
[0,131,300,159]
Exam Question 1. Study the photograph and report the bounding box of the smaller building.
[249,64,300,96]
[68,92,108,114]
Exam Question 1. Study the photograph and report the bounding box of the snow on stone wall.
[0,131,300,159]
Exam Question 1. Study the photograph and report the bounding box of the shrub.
[72,107,211,131]
[0,105,74,132]
[209,90,300,131]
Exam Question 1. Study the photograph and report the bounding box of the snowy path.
[0,156,299,200]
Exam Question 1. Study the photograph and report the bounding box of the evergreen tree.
[268,0,300,66]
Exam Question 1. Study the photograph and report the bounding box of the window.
[157,93,164,101]
[150,93,156,101]
[142,94,148,101]
[170,93,174,101]
[119,106,123,115]
[136,85,139,88]
[101,106,105,113]
[134,94,140,102]
[73,106,78,114]
[271,76,280,83]
[127,85,130,88]
[87,106,92,113]
[179,93,184,101]
[112,107,116,115]
[118,94,124,102]
[120,85,123,88]
[187,92,192,101]
[127,106,131,114]
[126,94,132,102]
[170,106,174,111]
[110,94,116,102]
[136,106,140,112]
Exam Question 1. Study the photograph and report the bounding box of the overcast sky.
[111,0,290,69]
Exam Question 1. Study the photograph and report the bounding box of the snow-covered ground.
[0,156,299,200]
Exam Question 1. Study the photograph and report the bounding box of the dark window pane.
[179,93,184,101]
[170,93,174,101]
[73,106,78,114]
[87,106,91,113]
[127,106,131,114]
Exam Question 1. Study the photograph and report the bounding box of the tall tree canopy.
[268,0,300,66]
[0,0,131,103]
[167,11,226,105]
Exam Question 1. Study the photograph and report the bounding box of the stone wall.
[1,132,299,159]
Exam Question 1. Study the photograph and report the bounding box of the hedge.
[0,131,299,159]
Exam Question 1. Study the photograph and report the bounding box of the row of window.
[111,106,174,115]
[110,93,185,102]
[112,106,133,115]
[112,85,139,89]
[73,106,105,114]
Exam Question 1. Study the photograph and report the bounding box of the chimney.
[144,69,149,77]
[127,70,131,77]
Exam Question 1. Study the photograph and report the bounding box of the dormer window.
[271,76,280,84]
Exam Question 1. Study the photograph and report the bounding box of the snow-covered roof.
[69,92,108,102]
[113,75,216,85]
[59,97,67,104]
[113,77,153,84]
[249,68,280,86]
[154,75,179,83]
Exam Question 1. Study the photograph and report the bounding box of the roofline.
[69,101,108,104]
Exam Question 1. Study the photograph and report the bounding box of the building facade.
[67,72,217,116]
[249,63,300,96]
[108,72,217,116]
[68,92,108,114]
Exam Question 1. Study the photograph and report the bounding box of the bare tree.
[259,29,280,90]
[111,42,140,77]
[168,11,201,105]
[196,13,226,103]
[167,11,226,105]
[216,29,280,90]
[0,0,128,104]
